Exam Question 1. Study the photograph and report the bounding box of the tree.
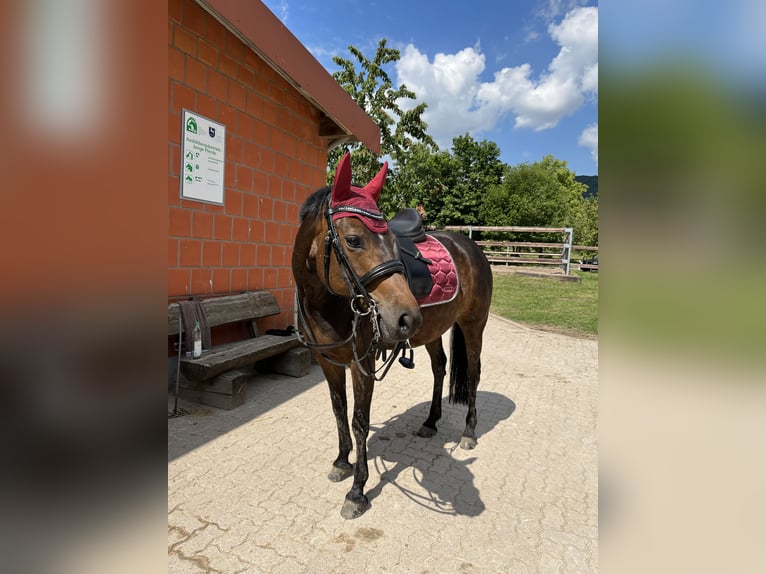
[480,155,596,244]
[328,38,435,214]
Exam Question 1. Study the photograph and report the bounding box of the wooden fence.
[434,225,598,274]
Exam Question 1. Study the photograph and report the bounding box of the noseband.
[296,196,409,379]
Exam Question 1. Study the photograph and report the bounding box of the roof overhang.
[195,0,381,154]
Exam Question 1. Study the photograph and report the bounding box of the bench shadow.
[364,391,515,517]
[168,364,326,461]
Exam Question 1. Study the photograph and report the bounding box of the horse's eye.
[345,235,362,249]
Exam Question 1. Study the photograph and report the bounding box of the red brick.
[247,268,263,290]
[219,53,237,78]
[182,1,207,37]
[212,268,230,293]
[208,69,227,102]
[224,32,245,62]
[236,112,254,139]
[228,80,246,111]
[260,197,274,220]
[213,214,232,240]
[244,50,261,71]
[272,245,286,266]
[237,64,255,88]
[232,217,249,241]
[174,25,197,56]
[196,94,217,121]
[222,242,239,266]
[269,128,283,153]
[171,82,195,113]
[168,0,182,22]
[169,268,190,296]
[231,268,247,291]
[203,202,225,215]
[284,93,299,113]
[206,16,226,48]
[202,241,221,266]
[168,111,181,144]
[244,142,260,168]
[169,141,180,176]
[225,190,243,216]
[284,133,298,158]
[180,239,202,266]
[253,170,268,195]
[168,238,179,266]
[263,268,278,289]
[254,121,269,145]
[240,243,255,266]
[256,244,271,266]
[243,194,259,218]
[288,159,301,182]
[275,154,288,177]
[224,161,236,189]
[219,105,237,129]
[277,267,293,288]
[260,147,275,171]
[198,40,218,67]
[169,208,191,236]
[191,268,213,294]
[249,219,265,242]
[168,174,181,206]
[192,211,213,238]
[262,101,277,125]
[235,164,252,192]
[186,56,206,91]
[169,46,185,81]
[226,135,243,163]
[245,92,262,118]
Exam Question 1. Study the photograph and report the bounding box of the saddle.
[389,209,433,298]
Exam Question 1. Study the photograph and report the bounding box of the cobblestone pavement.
[168,314,598,573]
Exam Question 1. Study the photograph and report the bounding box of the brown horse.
[292,153,493,519]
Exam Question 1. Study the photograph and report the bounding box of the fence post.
[467,225,473,239]
[563,228,573,275]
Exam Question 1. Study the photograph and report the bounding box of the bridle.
[296,196,411,380]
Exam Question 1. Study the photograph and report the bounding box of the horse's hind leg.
[417,338,447,438]
[318,358,353,482]
[458,322,486,450]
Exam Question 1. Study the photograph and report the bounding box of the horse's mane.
[299,187,331,223]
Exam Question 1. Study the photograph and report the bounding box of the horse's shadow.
[365,391,515,517]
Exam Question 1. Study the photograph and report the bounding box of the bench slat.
[168,291,281,335]
[180,334,301,382]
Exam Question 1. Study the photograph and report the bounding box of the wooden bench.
[168,290,309,409]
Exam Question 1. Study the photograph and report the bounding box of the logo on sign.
[209,126,216,138]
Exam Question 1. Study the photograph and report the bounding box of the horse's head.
[306,153,422,342]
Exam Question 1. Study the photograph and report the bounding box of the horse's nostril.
[398,312,422,335]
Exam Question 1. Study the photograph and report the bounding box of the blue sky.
[262,0,599,176]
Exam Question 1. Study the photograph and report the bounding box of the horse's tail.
[449,323,472,405]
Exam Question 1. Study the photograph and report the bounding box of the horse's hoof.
[459,436,477,450]
[340,496,371,519]
[416,424,437,438]
[328,465,353,482]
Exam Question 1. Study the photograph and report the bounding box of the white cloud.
[578,123,598,163]
[395,6,598,148]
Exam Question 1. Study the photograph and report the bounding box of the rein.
[295,197,408,380]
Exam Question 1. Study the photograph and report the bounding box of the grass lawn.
[490,270,598,337]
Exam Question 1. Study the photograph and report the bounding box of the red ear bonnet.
[330,153,388,233]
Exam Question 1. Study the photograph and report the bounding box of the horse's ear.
[362,161,388,203]
[331,152,353,203]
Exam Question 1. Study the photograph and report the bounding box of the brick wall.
[168,0,328,332]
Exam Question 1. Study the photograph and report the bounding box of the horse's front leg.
[317,357,354,482]
[340,365,375,519]
[417,338,447,438]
